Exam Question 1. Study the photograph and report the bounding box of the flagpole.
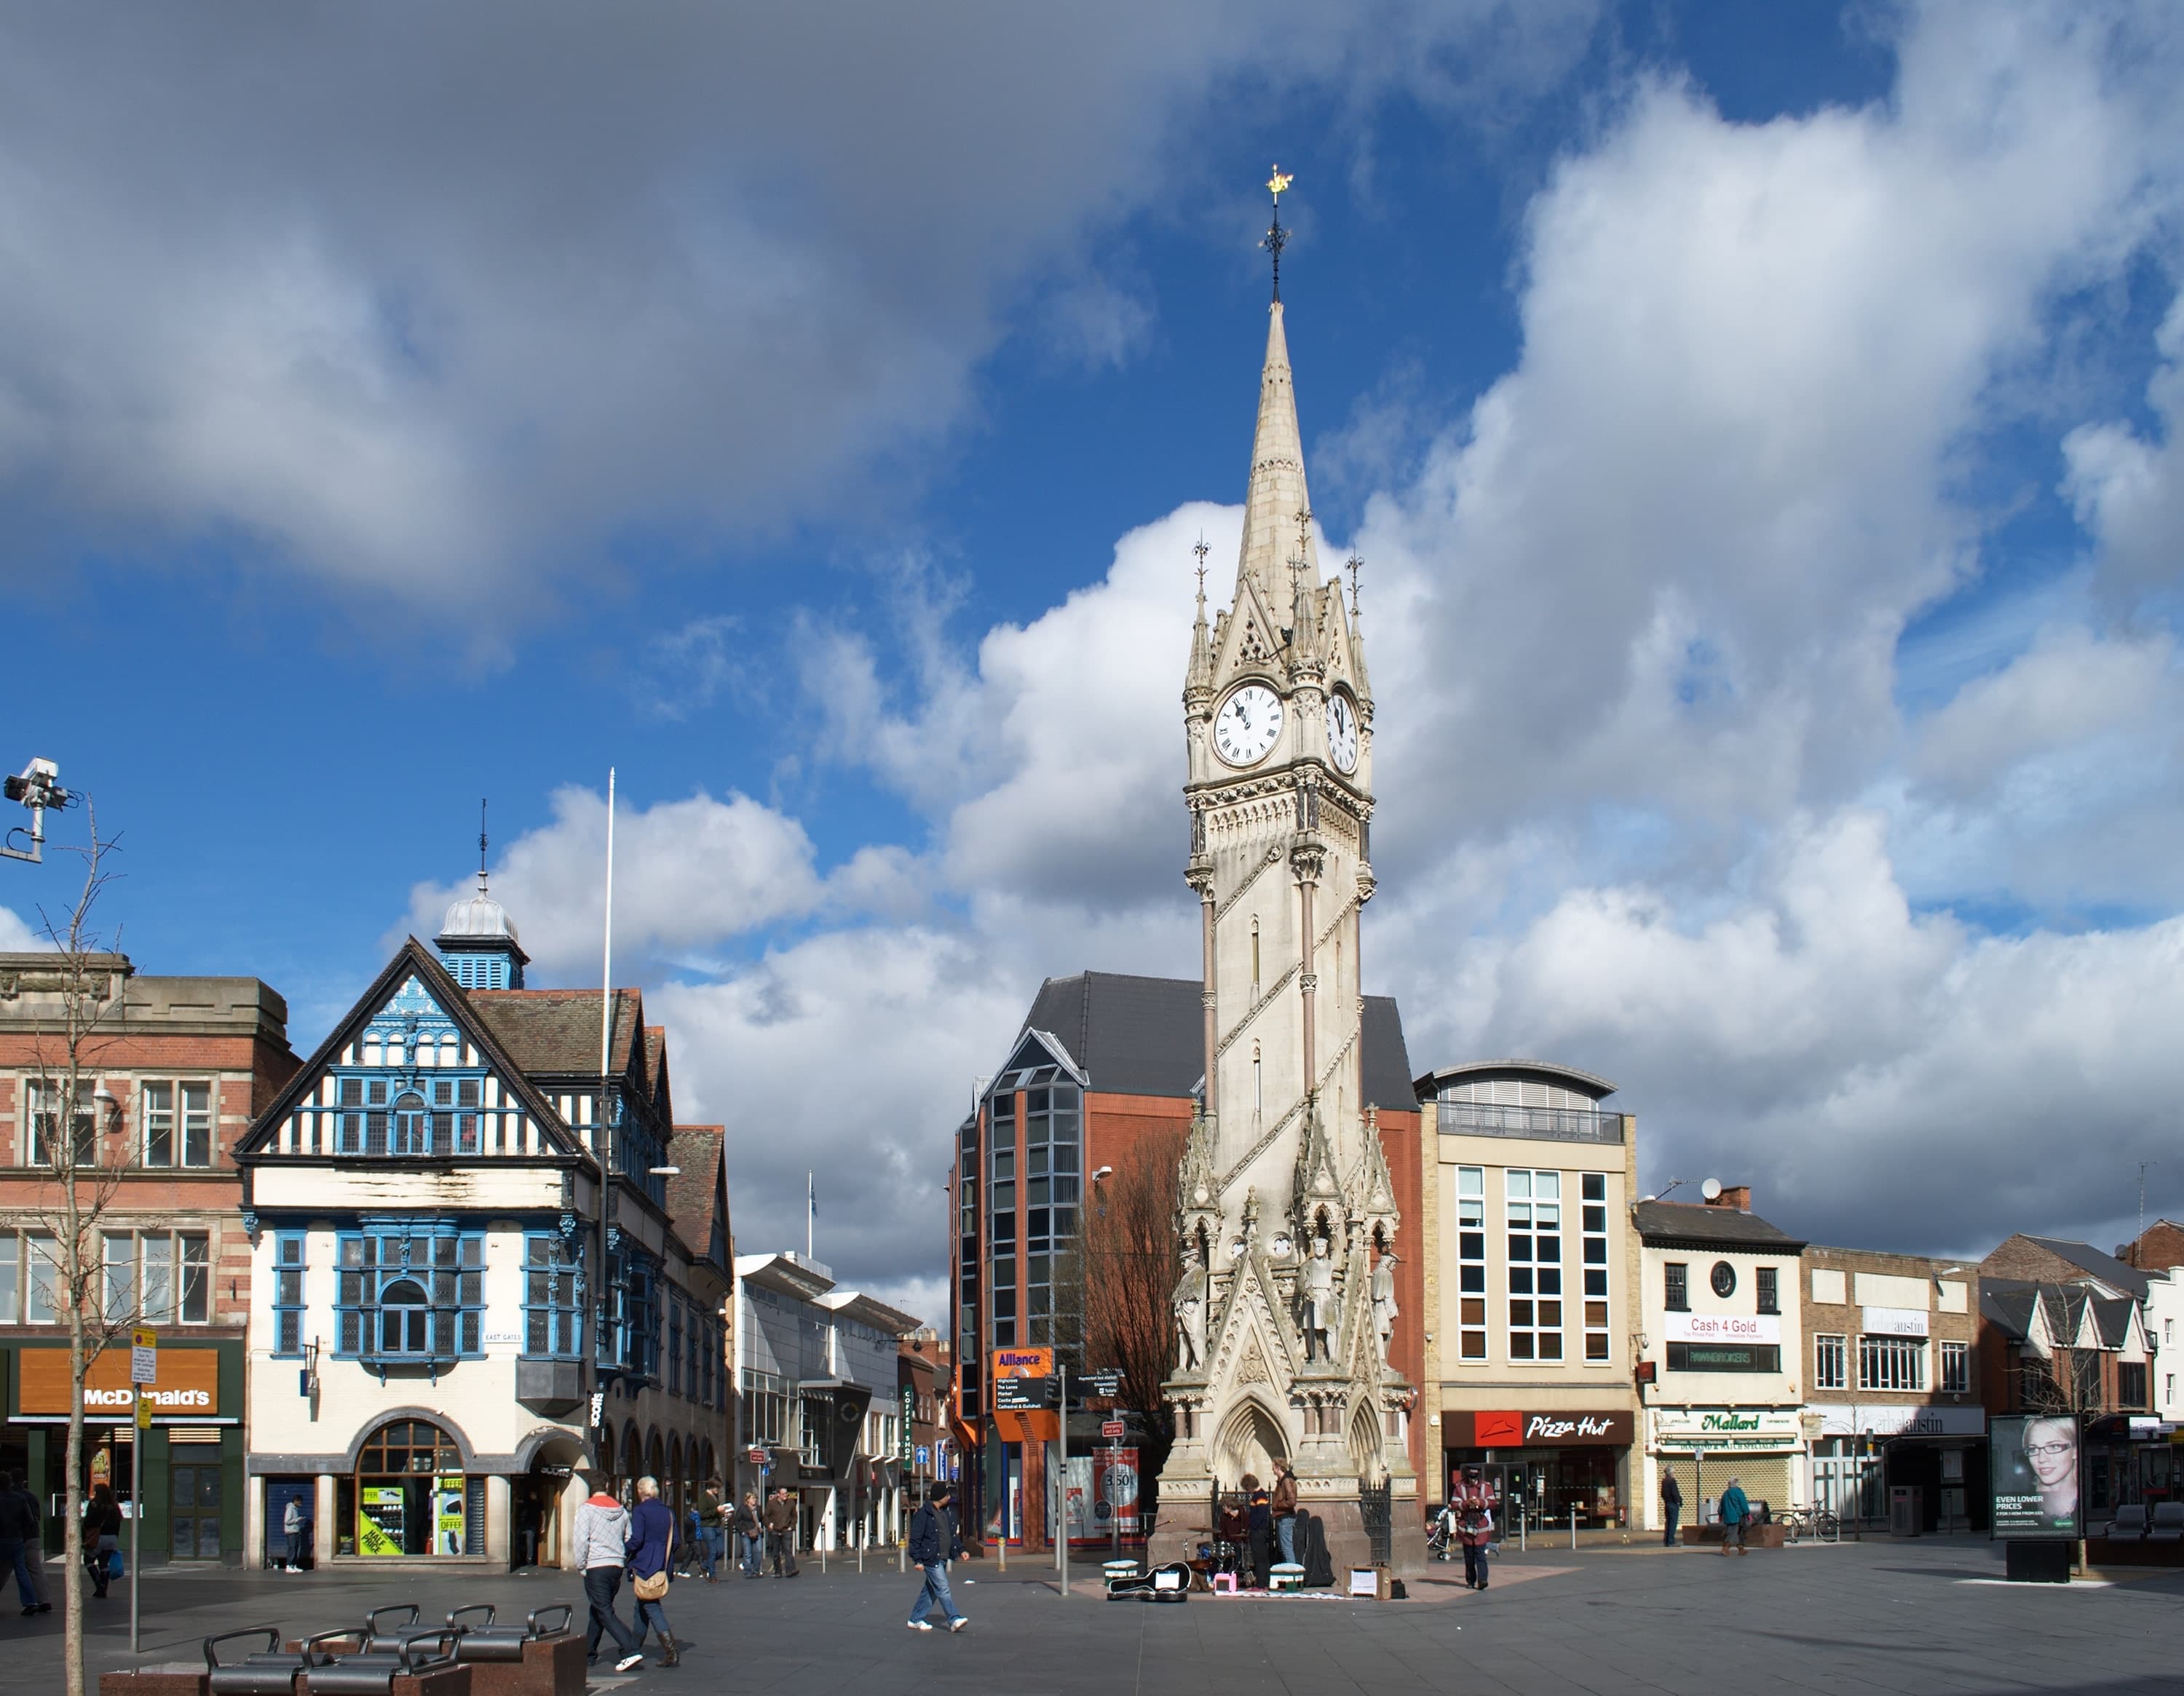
[593,767,616,1465]
[807,1170,815,1259]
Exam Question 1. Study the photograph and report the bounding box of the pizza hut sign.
[1525,1413,1621,1443]
[1452,1408,1634,1448]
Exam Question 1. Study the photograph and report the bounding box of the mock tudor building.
[1635,1189,1807,1529]
[1416,1060,1642,1531]
[236,877,731,1568]
[1,951,298,1566]
[1798,1245,1981,1531]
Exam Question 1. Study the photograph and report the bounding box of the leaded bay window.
[1580,1172,1609,1361]
[1506,1169,1563,1361]
[523,1232,583,1357]
[274,1234,306,1355]
[338,1227,484,1363]
[1456,1166,1486,1360]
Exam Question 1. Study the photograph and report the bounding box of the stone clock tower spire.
[1157,169,1417,1569]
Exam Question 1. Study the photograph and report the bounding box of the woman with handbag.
[82,1485,122,1601]
[625,1476,678,1668]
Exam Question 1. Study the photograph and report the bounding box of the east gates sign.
[1444,1408,1635,1448]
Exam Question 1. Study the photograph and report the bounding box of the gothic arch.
[1348,1400,1386,1486]
[1214,1394,1288,1487]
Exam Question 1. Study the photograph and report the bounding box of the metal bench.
[443,1605,572,1664]
[2106,1504,2150,1543]
[302,1629,458,1695]
[360,1605,446,1656]
[205,1625,308,1696]
[2147,1502,2184,1544]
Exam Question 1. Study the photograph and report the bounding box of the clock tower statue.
[1152,170,1420,1570]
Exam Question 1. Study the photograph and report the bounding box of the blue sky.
[4,1,2181,1315]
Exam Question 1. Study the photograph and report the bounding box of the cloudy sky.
[4,1,2181,1322]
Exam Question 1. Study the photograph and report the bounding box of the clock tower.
[1154,172,1420,1568]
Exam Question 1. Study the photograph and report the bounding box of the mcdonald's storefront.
[0,1339,245,1565]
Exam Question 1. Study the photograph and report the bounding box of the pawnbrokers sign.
[17,1346,220,1417]
[1991,1414,2081,1540]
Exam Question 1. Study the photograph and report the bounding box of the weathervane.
[477,799,490,896]
[1192,533,1210,605]
[1345,552,1363,618]
[1262,165,1294,302]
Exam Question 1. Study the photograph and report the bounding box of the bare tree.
[1075,1126,1183,1488]
[19,808,135,1696]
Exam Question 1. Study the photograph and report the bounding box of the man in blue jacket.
[1718,1476,1750,1557]
[906,1486,968,1633]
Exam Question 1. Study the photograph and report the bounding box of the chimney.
[1706,1184,1752,1213]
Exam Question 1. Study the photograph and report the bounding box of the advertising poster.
[435,1477,466,1556]
[357,1486,406,1557]
[1991,1414,2081,1539]
[1093,1447,1141,1534]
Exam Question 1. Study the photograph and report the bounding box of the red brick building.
[0,950,298,1564]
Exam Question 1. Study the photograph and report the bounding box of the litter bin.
[1888,1486,1922,1537]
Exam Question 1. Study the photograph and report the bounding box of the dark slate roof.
[2022,1235,2150,1301]
[2092,1293,2137,1350]
[471,988,644,1076]
[1980,1283,2039,1341]
[1016,971,1416,1111]
[665,1125,727,1266]
[1632,1200,1806,1252]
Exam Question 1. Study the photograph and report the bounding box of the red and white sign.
[1664,1312,1780,1345]
[746,1447,767,1465]
[1093,1447,1140,1535]
[1101,1420,1126,1439]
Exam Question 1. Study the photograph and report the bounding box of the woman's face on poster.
[2024,1420,2076,1490]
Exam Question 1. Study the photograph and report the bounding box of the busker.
[904,1484,968,1633]
[1452,1462,1497,1591]
[734,1491,765,1577]
[625,1475,678,1668]
[1243,1475,1274,1590]
[1718,1476,1751,1557]
[572,1480,646,1673]
[1271,1460,1299,1567]
[764,1486,802,1577]
[1661,1468,1683,1548]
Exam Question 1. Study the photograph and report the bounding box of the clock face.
[1214,684,1283,766]
[1710,1260,1737,1299]
[1327,692,1359,774]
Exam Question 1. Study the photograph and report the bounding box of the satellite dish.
[1700,1178,1723,1202]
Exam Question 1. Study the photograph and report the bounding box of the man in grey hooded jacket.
[573,1483,645,1673]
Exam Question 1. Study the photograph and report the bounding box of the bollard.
[1570,1504,1577,1551]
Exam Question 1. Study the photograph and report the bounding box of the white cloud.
[0,906,49,951]
[2064,290,2184,603]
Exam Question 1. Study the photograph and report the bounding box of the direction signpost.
[130,1329,156,1653]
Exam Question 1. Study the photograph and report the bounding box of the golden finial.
[1262,166,1294,302]
[1267,165,1294,200]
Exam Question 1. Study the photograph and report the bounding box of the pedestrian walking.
[1661,1467,1683,1548]
[734,1491,764,1577]
[764,1486,800,1577]
[0,1474,49,1615]
[12,1474,51,1613]
[82,1484,122,1601]
[694,1476,727,1581]
[1270,1459,1299,1567]
[1718,1475,1750,1557]
[626,1475,678,1668]
[1452,1464,1497,1591]
[572,1480,646,1674]
[904,1485,968,1633]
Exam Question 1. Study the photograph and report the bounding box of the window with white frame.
[743,1370,789,1447]
[25,1079,96,1168]
[1858,1334,1925,1392]
[1814,1333,1847,1390]
[1939,1339,1969,1394]
[1580,1172,1610,1361]
[141,1081,213,1168]
[103,1230,210,1325]
[1456,1167,1486,1360]
[1506,1169,1563,1361]
[0,1232,60,1324]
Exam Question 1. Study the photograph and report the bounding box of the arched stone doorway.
[1214,1398,1287,1488]
[1348,1400,1386,1486]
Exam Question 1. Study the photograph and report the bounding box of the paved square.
[7,1537,2177,1695]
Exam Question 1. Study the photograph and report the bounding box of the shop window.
[1663,1261,1688,1312]
[1456,1166,1487,1360]
[345,1419,480,1557]
[1506,1170,1562,1362]
[336,1227,483,1363]
[1580,1172,1609,1361]
[141,1082,213,1168]
[1814,1333,1847,1390]
[522,1232,583,1357]
[274,1234,306,1355]
[1857,1334,1925,1392]
[1756,1267,1778,1315]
